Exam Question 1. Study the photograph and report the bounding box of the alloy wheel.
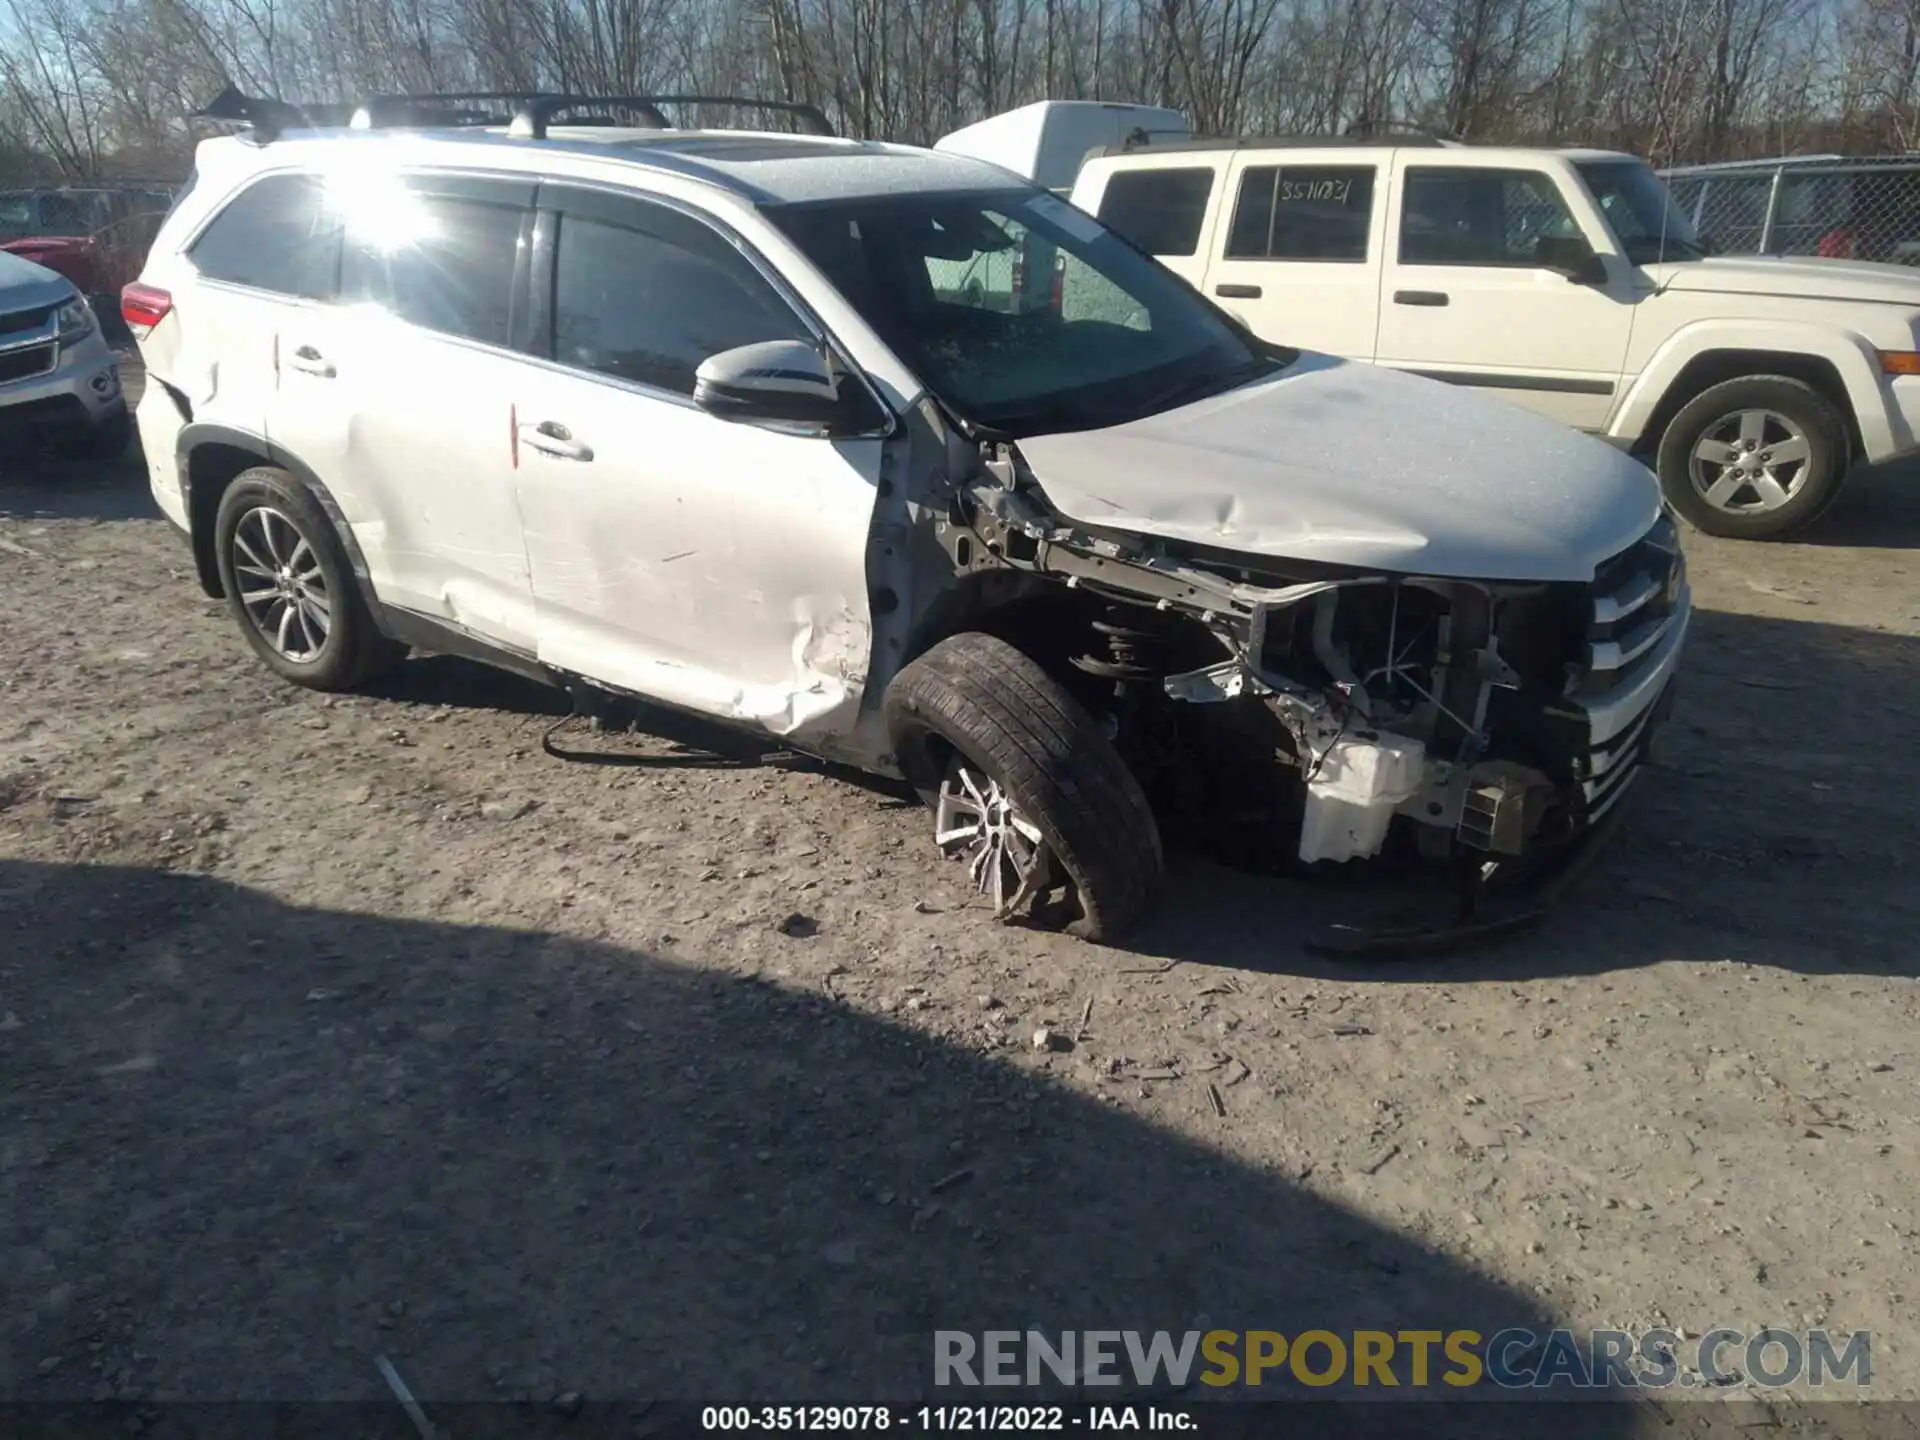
[231,505,332,662]
[1688,408,1812,514]
[934,756,1054,918]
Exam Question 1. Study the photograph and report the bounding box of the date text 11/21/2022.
[700,1406,1197,1431]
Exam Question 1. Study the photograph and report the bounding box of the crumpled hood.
[1646,254,1920,306]
[0,247,77,310]
[1015,353,1662,584]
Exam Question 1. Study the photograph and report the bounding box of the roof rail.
[191,83,356,143]
[509,94,834,139]
[1100,131,1450,158]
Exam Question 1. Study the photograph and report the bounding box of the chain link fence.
[0,183,178,241]
[1661,158,1920,265]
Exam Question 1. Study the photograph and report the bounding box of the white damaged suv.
[127,90,1689,944]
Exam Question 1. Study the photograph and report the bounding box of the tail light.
[121,282,173,337]
[1011,249,1026,308]
[1050,257,1065,311]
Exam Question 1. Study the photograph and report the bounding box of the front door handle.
[1393,290,1450,307]
[518,420,594,462]
[1215,283,1263,299]
[287,344,335,377]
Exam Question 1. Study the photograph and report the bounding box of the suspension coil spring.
[1071,609,1166,684]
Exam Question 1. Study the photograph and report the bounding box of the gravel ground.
[3,368,1919,1425]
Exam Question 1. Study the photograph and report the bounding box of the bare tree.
[0,0,1857,184]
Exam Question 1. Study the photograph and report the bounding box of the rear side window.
[1095,167,1215,257]
[189,174,339,299]
[551,199,809,395]
[342,192,525,347]
[1226,165,1375,261]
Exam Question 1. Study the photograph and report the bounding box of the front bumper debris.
[1305,675,1676,959]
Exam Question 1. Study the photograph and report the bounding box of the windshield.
[1576,160,1707,263]
[0,193,38,240]
[766,188,1281,435]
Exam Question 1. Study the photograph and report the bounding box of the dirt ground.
[3,357,1919,1427]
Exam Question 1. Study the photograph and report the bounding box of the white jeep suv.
[127,91,1689,945]
[1069,136,1920,540]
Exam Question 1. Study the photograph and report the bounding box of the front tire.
[1655,375,1849,539]
[213,467,406,691]
[884,631,1164,943]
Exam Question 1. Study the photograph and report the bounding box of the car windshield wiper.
[1124,358,1277,420]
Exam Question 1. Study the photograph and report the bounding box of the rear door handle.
[287,344,335,377]
[518,420,594,462]
[1215,283,1263,299]
[1393,290,1450,307]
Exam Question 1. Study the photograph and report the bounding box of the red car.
[0,185,178,306]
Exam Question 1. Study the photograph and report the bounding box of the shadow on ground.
[360,654,574,719]
[0,453,152,524]
[0,858,1649,1437]
[1798,457,1920,550]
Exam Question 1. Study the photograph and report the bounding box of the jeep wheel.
[214,467,406,691]
[884,631,1164,943]
[1656,375,1849,540]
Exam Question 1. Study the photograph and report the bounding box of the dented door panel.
[511,368,885,742]
[329,316,539,651]
[316,171,540,650]
[512,186,885,744]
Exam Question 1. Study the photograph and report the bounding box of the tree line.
[1,0,1916,185]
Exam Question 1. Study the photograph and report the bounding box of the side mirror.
[1538,234,1608,286]
[693,340,843,428]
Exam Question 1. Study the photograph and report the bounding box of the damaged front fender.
[932,441,1685,879]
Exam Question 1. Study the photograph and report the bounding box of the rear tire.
[213,467,406,691]
[1655,375,1849,540]
[885,631,1164,943]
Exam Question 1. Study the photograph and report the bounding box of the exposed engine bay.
[934,441,1689,878]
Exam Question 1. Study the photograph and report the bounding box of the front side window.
[1576,159,1705,263]
[1095,167,1216,257]
[1226,165,1374,261]
[1399,168,1582,267]
[551,201,810,395]
[769,188,1277,436]
[340,189,524,347]
[190,173,340,299]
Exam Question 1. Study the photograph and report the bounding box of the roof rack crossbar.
[191,84,356,144]
[196,83,837,146]
[511,93,833,139]
[350,92,553,130]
